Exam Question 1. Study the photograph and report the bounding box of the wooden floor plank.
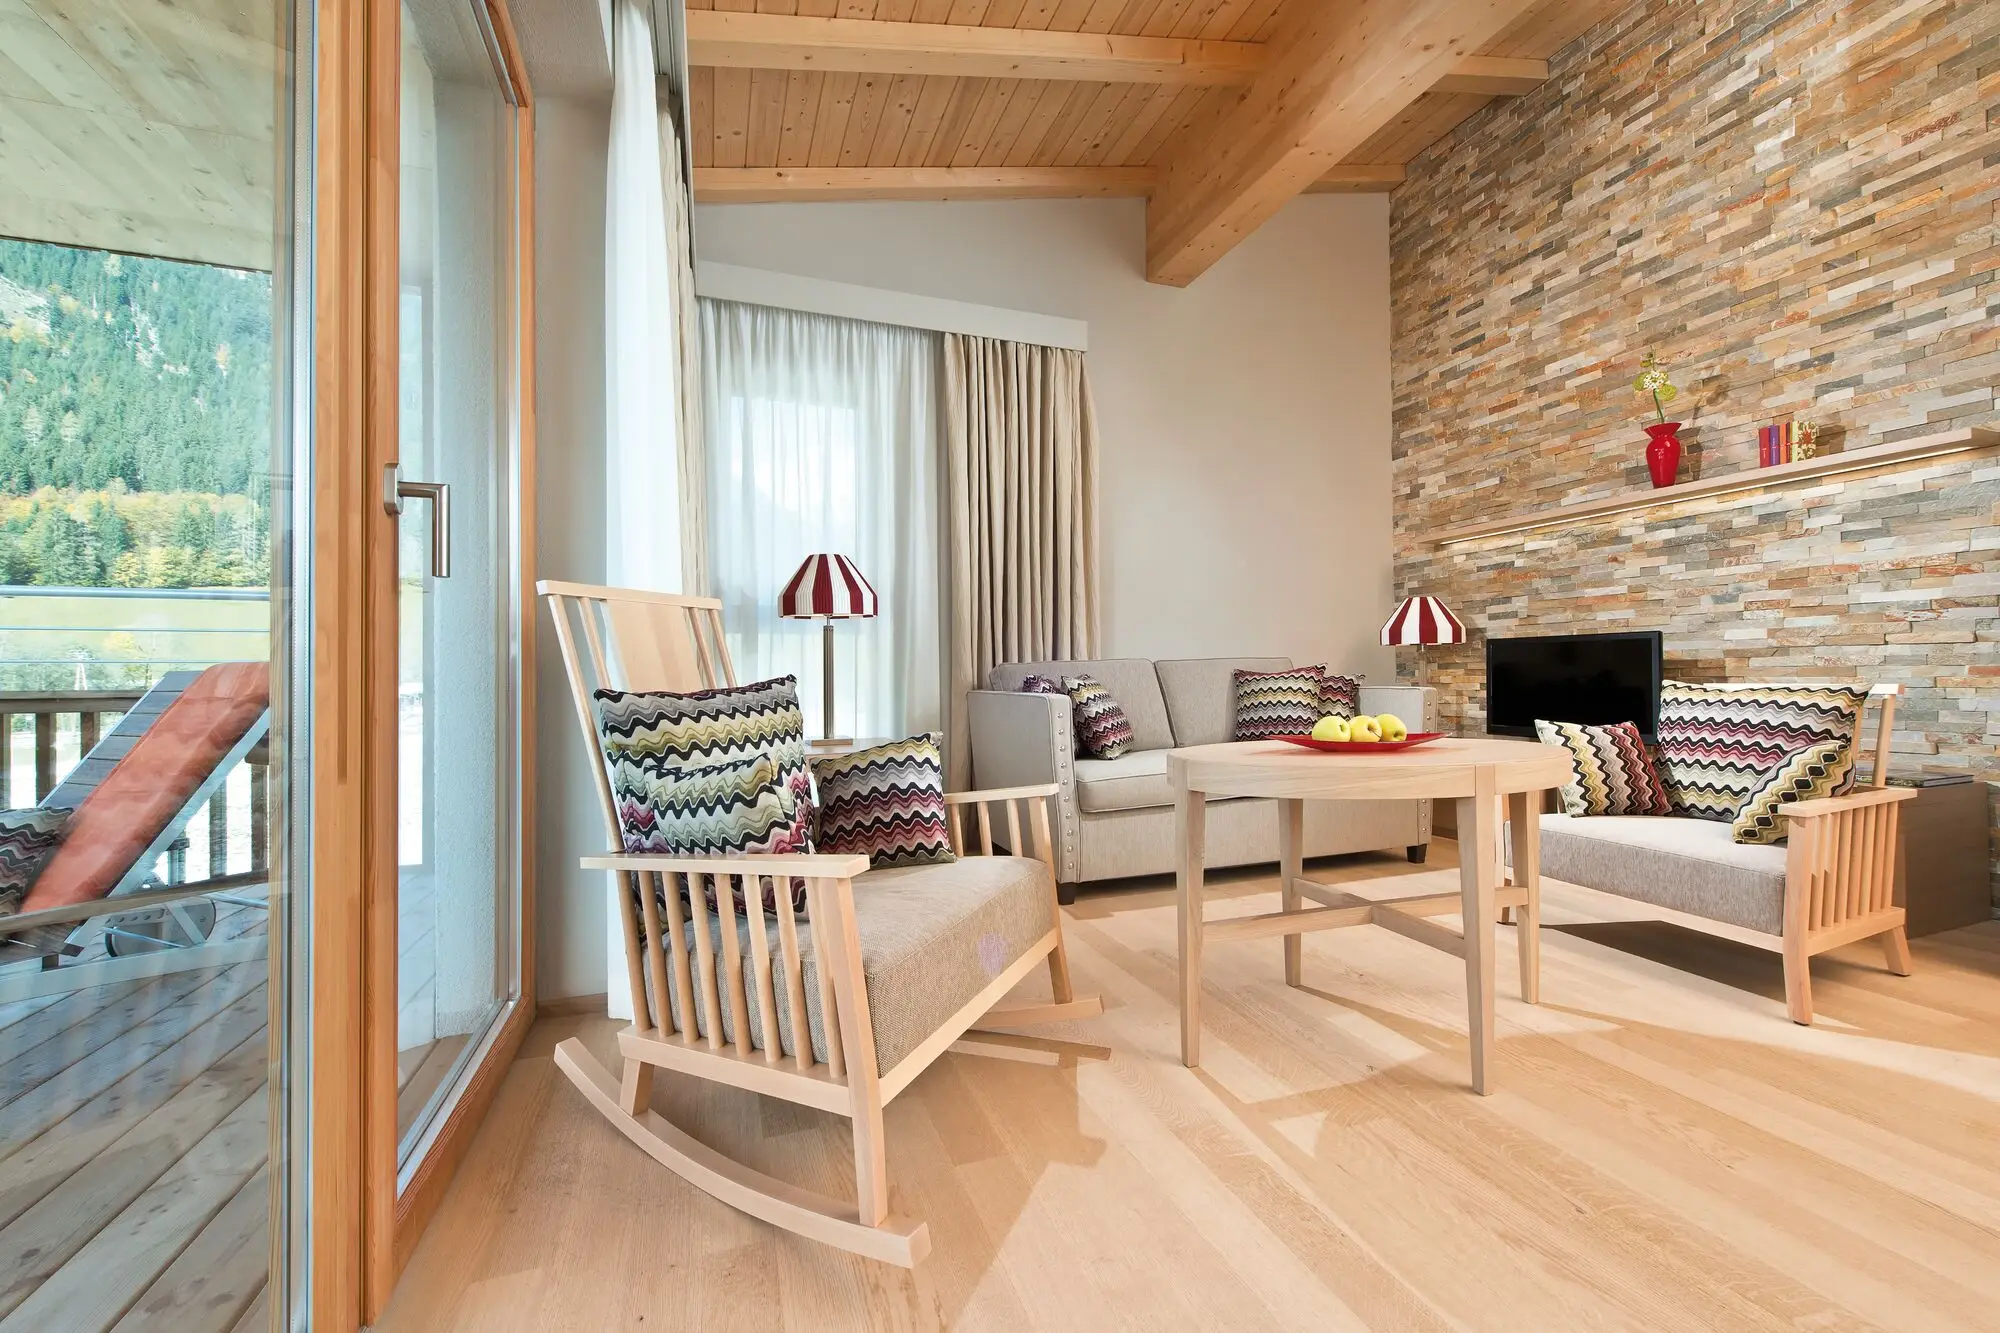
[376,843,2000,1332]
[0,1086,267,1333]
[110,1165,268,1333]
[0,1023,266,1313]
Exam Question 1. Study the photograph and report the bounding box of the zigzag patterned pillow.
[1234,668,1324,740]
[811,733,956,869]
[1062,675,1134,759]
[594,675,811,810]
[1017,675,1065,695]
[0,808,67,917]
[615,753,810,914]
[1534,720,1671,817]
[1732,742,1854,845]
[1655,681,1868,822]
[1317,669,1363,721]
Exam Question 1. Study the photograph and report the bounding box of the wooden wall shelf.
[1431,426,2000,546]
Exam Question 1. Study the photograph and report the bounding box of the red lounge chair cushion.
[21,663,269,913]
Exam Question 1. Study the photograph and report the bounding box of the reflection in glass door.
[392,0,522,1171]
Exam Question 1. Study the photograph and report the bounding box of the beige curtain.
[943,332,1101,788]
[659,96,708,595]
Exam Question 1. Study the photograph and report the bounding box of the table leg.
[1278,797,1304,987]
[1457,768,1499,1095]
[1507,789,1541,1004]
[1176,788,1207,1067]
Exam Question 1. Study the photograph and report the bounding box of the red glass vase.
[1645,421,1683,488]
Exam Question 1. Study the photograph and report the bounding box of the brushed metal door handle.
[382,464,452,579]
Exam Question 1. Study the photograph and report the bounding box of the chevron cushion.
[594,675,811,810]
[1316,668,1363,721]
[1017,674,1065,695]
[1655,682,1868,822]
[811,733,956,869]
[0,808,67,916]
[1233,667,1325,740]
[1063,675,1134,759]
[1731,742,1854,845]
[619,753,811,914]
[1534,720,1671,817]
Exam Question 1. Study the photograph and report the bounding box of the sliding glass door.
[0,0,310,1327]
[390,0,522,1176]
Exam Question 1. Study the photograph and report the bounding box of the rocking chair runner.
[541,581,1102,1266]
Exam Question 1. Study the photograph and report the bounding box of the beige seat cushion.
[665,856,1056,1075]
[1533,813,1788,934]
[1074,750,1173,812]
[986,659,1174,752]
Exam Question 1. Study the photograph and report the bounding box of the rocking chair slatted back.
[540,581,845,1071]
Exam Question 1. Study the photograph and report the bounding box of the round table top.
[1167,735,1571,802]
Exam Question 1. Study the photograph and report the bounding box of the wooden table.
[1168,737,1572,1094]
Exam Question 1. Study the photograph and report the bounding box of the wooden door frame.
[311,0,537,1322]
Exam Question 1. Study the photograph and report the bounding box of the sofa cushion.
[1319,670,1364,720]
[1534,719,1671,817]
[1654,681,1868,822]
[1233,667,1326,741]
[1155,657,1292,746]
[811,733,956,869]
[668,855,1056,1075]
[1534,813,1788,934]
[988,659,1173,751]
[1731,741,1852,845]
[1074,750,1172,812]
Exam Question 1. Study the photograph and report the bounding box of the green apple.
[1310,715,1351,742]
[1376,713,1408,742]
[1347,715,1383,743]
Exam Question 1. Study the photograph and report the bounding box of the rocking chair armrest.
[942,783,1061,804]
[579,851,874,879]
[1777,786,1916,820]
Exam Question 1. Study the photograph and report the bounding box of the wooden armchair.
[541,582,1101,1266]
[1776,683,1914,1024]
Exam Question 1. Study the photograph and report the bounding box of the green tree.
[28,504,92,586]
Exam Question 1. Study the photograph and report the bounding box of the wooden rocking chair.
[541,581,1103,1266]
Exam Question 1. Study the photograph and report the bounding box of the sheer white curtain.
[700,298,943,740]
[604,0,682,590]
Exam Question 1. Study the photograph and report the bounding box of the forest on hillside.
[0,239,273,588]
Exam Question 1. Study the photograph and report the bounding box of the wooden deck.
[380,840,2000,1332]
[0,905,272,1333]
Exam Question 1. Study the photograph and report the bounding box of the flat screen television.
[1485,631,1664,741]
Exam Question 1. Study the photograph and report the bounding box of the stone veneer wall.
[1390,0,2000,906]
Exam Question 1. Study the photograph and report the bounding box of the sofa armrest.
[967,690,1081,881]
[1358,684,1436,730]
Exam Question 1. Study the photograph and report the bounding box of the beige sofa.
[966,657,1434,902]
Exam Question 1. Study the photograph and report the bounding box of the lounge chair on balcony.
[0,663,272,1001]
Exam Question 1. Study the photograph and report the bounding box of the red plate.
[1273,731,1447,753]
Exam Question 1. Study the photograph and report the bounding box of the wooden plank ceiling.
[686,0,1625,281]
[688,0,1624,278]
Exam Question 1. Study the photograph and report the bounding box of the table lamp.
[779,553,878,748]
[1380,594,1465,689]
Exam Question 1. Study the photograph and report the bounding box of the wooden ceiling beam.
[694,166,1160,203]
[1430,55,1548,95]
[693,164,1408,203]
[684,12,1549,99]
[684,10,1265,86]
[1144,0,1545,286]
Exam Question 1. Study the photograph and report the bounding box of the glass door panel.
[393,0,521,1171]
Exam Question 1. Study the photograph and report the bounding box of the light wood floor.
[380,840,2000,1332]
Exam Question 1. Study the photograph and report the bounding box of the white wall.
[693,196,1396,680]
[534,188,1395,1001]
[532,95,612,1002]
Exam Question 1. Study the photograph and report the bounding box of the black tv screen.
[1486,631,1664,741]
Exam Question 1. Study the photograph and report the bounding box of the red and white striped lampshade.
[1381,595,1466,646]
[778,553,879,620]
